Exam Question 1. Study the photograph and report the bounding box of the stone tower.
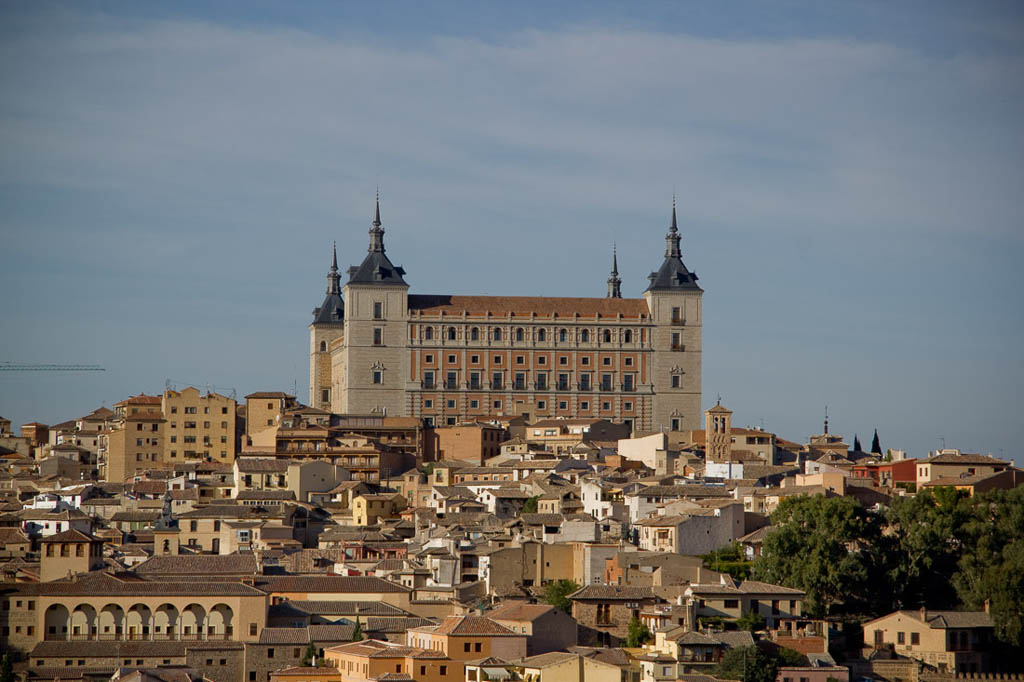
[705,400,733,461]
[336,194,410,415]
[643,198,703,432]
[309,242,345,410]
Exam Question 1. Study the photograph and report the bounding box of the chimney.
[984,599,990,614]
[920,606,927,621]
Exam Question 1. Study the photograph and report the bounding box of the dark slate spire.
[646,196,701,292]
[326,241,341,295]
[369,189,385,253]
[665,195,681,259]
[313,242,345,325]
[347,191,408,286]
[607,244,622,298]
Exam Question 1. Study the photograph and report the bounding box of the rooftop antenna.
[824,405,829,435]
[939,436,946,450]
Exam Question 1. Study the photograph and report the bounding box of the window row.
[418,326,640,344]
[419,370,638,391]
[421,353,636,368]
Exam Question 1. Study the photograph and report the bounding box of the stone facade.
[309,198,704,433]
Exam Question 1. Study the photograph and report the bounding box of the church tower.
[705,400,733,461]
[309,243,345,410]
[643,198,703,432]
[337,193,410,416]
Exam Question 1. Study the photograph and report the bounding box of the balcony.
[490,380,504,390]
[599,384,614,392]
[534,381,548,391]
[671,343,685,351]
[468,380,482,390]
[421,380,435,389]
[443,380,460,390]
[578,382,592,391]
[512,381,527,391]
[621,383,636,393]
[556,382,570,391]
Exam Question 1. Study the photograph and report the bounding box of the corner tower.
[309,242,345,410]
[643,198,703,432]
[337,193,410,415]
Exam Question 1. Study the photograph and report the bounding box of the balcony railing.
[421,380,435,389]
[599,384,614,392]
[443,380,459,390]
[490,380,504,390]
[671,344,685,351]
[534,381,548,390]
[468,381,482,390]
[556,382,570,391]
[512,381,527,390]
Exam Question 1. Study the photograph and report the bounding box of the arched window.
[470,327,479,341]
[537,329,546,342]
[580,329,590,343]
[559,329,568,343]
[515,328,525,342]
[493,328,502,341]
[424,327,434,341]
[447,327,457,341]
[624,330,633,343]
[603,330,612,343]
[319,341,327,352]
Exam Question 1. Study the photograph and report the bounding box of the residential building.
[162,387,238,464]
[863,608,995,674]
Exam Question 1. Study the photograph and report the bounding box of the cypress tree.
[871,429,881,454]
[853,434,862,452]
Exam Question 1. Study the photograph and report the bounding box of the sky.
[0,1,1022,464]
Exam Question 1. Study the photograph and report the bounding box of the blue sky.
[1,1,1022,464]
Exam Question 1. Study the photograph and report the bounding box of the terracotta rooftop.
[408,294,650,318]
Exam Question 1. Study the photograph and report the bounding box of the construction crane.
[0,362,105,372]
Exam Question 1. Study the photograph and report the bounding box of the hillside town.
[0,390,1020,682]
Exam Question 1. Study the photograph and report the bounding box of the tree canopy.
[626,617,653,647]
[541,579,580,614]
[753,495,880,616]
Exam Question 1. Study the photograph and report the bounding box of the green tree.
[701,542,753,581]
[522,495,540,513]
[753,495,879,616]
[883,487,968,610]
[870,429,881,455]
[713,645,776,682]
[853,434,862,452]
[352,616,364,642]
[736,609,766,632]
[626,617,652,647]
[952,486,1024,647]
[541,579,580,614]
[0,652,13,682]
[301,642,318,667]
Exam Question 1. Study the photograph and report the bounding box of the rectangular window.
[580,401,589,410]
[373,371,383,384]
[672,332,682,350]
[447,399,456,409]
[671,418,680,431]
[581,356,590,365]
[446,371,458,389]
[898,631,905,644]
[558,401,568,409]
[493,400,502,409]
[373,328,383,345]
[671,375,680,388]
[424,399,433,408]
[537,400,545,409]
[603,356,612,366]
[624,357,633,366]
[911,632,920,645]
[470,355,479,363]
[423,370,435,388]
[321,389,330,403]
[624,401,633,410]
[516,355,525,364]
[724,599,739,609]
[373,301,383,319]
[470,399,479,409]
[537,355,546,365]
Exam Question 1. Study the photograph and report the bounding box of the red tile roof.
[408,295,649,318]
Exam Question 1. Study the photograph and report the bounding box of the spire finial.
[373,188,381,228]
[607,242,622,298]
[331,241,338,271]
[326,240,341,295]
[670,194,678,234]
